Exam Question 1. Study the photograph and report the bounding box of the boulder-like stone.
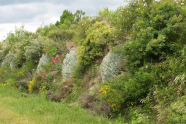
[36,54,49,73]
[100,52,123,81]
[62,49,78,79]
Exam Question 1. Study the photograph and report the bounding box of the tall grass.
[0,86,123,124]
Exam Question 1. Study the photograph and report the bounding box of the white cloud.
[0,0,126,41]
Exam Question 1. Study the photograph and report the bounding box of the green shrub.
[73,16,99,43]
[24,38,43,61]
[77,21,112,66]
[99,67,156,114]
[65,78,86,102]
[23,60,38,73]
[41,24,58,36]
[123,0,185,73]
[72,63,86,79]
[47,29,74,42]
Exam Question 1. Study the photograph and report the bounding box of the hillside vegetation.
[0,0,185,123]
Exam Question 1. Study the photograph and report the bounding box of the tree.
[74,10,85,23]
[59,10,74,24]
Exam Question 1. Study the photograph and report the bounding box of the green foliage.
[41,24,58,36]
[77,21,112,66]
[65,79,86,102]
[111,0,143,41]
[74,10,85,23]
[56,9,85,27]
[4,25,36,44]
[72,63,86,79]
[98,7,114,24]
[23,59,37,72]
[59,10,74,24]
[0,86,121,124]
[24,38,43,61]
[123,0,185,72]
[99,67,156,114]
[59,19,72,30]
[153,84,186,123]
[0,1,185,123]
[73,16,100,43]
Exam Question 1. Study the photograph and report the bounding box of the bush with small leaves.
[123,0,185,73]
[77,21,112,66]
[24,38,43,61]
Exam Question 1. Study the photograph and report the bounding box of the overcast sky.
[0,0,127,41]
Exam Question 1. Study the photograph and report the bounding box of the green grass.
[0,86,123,124]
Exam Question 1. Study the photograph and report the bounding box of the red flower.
[42,71,47,75]
[57,57,60,62]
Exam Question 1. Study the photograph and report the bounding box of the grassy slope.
[0,86,122,124]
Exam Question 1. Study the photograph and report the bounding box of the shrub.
[123,0,185,72]
[72,63,86,79]
[99,67,156,115]
[35,55,64,93]
[24,38,43,61]
[22,60,37,73]
[77,21,112,66]
[65,78,86,102]
[3,52,17,69]
[73,16,99,43]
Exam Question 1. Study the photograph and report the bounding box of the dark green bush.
[99,66,156,114]
[123,0,185,73]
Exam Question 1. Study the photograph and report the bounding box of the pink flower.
[57,57,60,62]
[39,74,42,77]
[55,55,60,62]
[145,65,148,69]
[51,57,55,64]
[42,71,47,75]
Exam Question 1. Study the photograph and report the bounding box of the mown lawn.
[0,86,122,124]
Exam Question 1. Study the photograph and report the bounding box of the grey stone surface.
[62,49,78,79]
[100,52,123,81]
[36,54,50,73]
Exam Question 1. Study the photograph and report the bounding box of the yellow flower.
[28,78,36,93]
[1,82,9,86]
[28,85,32,93]
[111,103,116,108]
[18,71,24,77]
[99,85,110,94]
[99,87,104,92]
